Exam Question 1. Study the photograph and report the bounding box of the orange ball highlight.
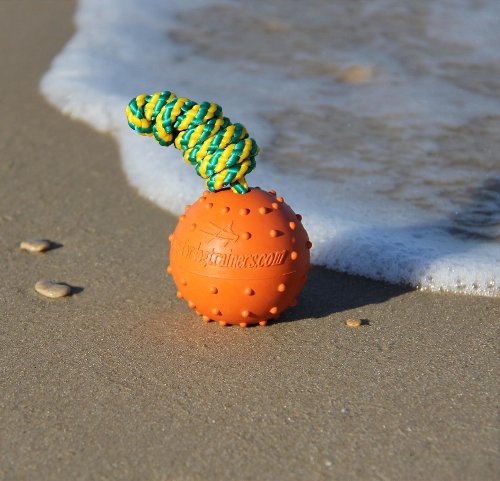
[168,187,311,326]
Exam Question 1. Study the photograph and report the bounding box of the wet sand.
[0,2,498,480]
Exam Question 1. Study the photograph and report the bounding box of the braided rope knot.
[126,91,259,193]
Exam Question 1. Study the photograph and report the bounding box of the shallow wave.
[41,0,500,296]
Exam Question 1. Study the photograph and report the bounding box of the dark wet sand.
[0,2,498,480]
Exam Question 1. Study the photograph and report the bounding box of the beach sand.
[1,2,498,480]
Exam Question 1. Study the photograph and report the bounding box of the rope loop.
[126,91,258,193]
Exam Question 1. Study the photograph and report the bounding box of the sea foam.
[41,0,500,296]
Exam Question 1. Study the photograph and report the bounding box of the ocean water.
[41,0,500,296]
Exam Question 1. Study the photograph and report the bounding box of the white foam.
[41,0,500,296]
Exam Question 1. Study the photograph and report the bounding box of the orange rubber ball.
[167,187,311,326]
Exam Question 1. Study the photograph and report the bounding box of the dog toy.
[126,91,311,326]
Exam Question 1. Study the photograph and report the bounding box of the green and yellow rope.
[126,91,259,193]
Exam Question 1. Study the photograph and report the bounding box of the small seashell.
[34,280,71,298]
[20,239,51,253]
[345,318,362,328]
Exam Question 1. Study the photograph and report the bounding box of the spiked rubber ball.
[167,187,311,326]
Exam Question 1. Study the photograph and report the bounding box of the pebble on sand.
[345,318,362,328]
[338,65,375,84]
[34,279,71,298]
[20,239,51,253]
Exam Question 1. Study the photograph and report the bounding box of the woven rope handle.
[126,91,259,193]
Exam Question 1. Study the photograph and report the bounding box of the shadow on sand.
[277,266,412,324]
